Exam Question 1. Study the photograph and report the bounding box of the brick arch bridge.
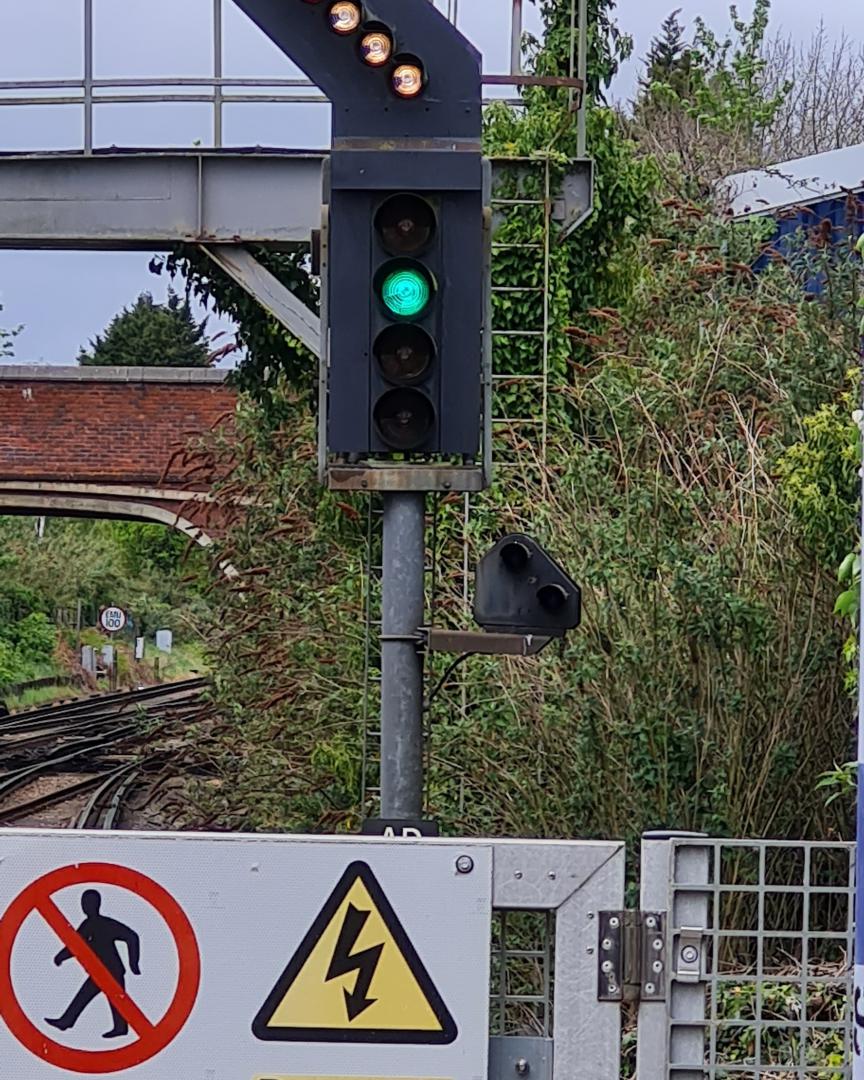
[0,366,237,547]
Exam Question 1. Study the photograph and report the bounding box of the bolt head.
[601,960,613,973]
[601,937,612,950]
[515,1058,529,1077]
[652,959,663,973]
[652,937,663,951]
[607,982,618,994]
[681,945,699,964]
[455,855,474,875]
[644,981,656,995]
[645,916,657,929]
[609,916,620,928]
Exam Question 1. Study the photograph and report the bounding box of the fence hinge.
[597,910,666,1003]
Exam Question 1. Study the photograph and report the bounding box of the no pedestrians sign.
[0,863,199,1074]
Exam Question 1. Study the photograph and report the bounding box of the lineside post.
[854,384,864,1074]
[379,492,426,819]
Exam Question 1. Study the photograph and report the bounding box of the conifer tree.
[78,289,211,367]
[640,10,694,100]
[0,302,21,358]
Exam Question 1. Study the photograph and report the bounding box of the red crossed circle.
[0,863,200,1074]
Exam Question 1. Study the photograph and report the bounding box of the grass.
[0,638,210,713]
[3,682,87,711]
[140,640,209,682]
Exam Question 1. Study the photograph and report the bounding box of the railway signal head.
[234,0,481,140]
[308,2,483,463]
[234,0,486,474]
[370,193,438,452]
[473,535,582,638]
[327,176,485,459]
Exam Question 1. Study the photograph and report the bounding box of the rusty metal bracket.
[327,463,485,493]
[483,73,584,94]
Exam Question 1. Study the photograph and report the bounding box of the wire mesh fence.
[490,908,555,1039]
[664,838,854,1079]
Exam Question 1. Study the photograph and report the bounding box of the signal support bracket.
[421,628,553,657]
[200,244,321,358]
[328,464,485,493]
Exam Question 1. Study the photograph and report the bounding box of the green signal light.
[380,267,431,319]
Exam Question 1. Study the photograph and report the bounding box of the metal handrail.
[0,0,586,154]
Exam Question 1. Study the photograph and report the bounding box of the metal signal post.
[235,0,486,820]
[855,385,864,1077]
[380,492,426,819]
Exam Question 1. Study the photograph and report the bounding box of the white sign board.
[0,830,491,1079]
[99,607,127,634]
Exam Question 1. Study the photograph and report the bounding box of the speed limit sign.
[99,606,128,634]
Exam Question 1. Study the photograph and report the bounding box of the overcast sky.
[1,0,862,366]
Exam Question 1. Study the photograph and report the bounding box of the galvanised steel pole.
[379,492,426,819]
[855,382,864,1072]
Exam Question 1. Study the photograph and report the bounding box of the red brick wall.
[0,372,236,488]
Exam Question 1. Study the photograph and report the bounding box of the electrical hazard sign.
[0,830,491,1079]
[252,861,456,1043]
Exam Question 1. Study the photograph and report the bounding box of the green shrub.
[6,612,57,663]
[0,639,20,687]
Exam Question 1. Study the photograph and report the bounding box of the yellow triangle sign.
[252,861,458,1045]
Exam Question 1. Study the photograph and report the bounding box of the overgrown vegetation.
[172,0,864,847]
[0,517,210,691]
[632,2,864,193]
[632,0,788,196]
[2,0,858,849]
[192,199,858,843]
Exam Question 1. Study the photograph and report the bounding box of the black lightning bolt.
[326,903,385,1021]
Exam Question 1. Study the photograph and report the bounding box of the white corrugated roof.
[724,142,864,216]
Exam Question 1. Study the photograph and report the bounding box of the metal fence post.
[489,839,625,1080]
[638,831,709,1080]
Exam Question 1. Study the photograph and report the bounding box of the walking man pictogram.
[45,889,141,1039]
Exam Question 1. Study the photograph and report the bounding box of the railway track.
[0,679,209,829]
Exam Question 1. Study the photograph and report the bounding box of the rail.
[0,679,209,827]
